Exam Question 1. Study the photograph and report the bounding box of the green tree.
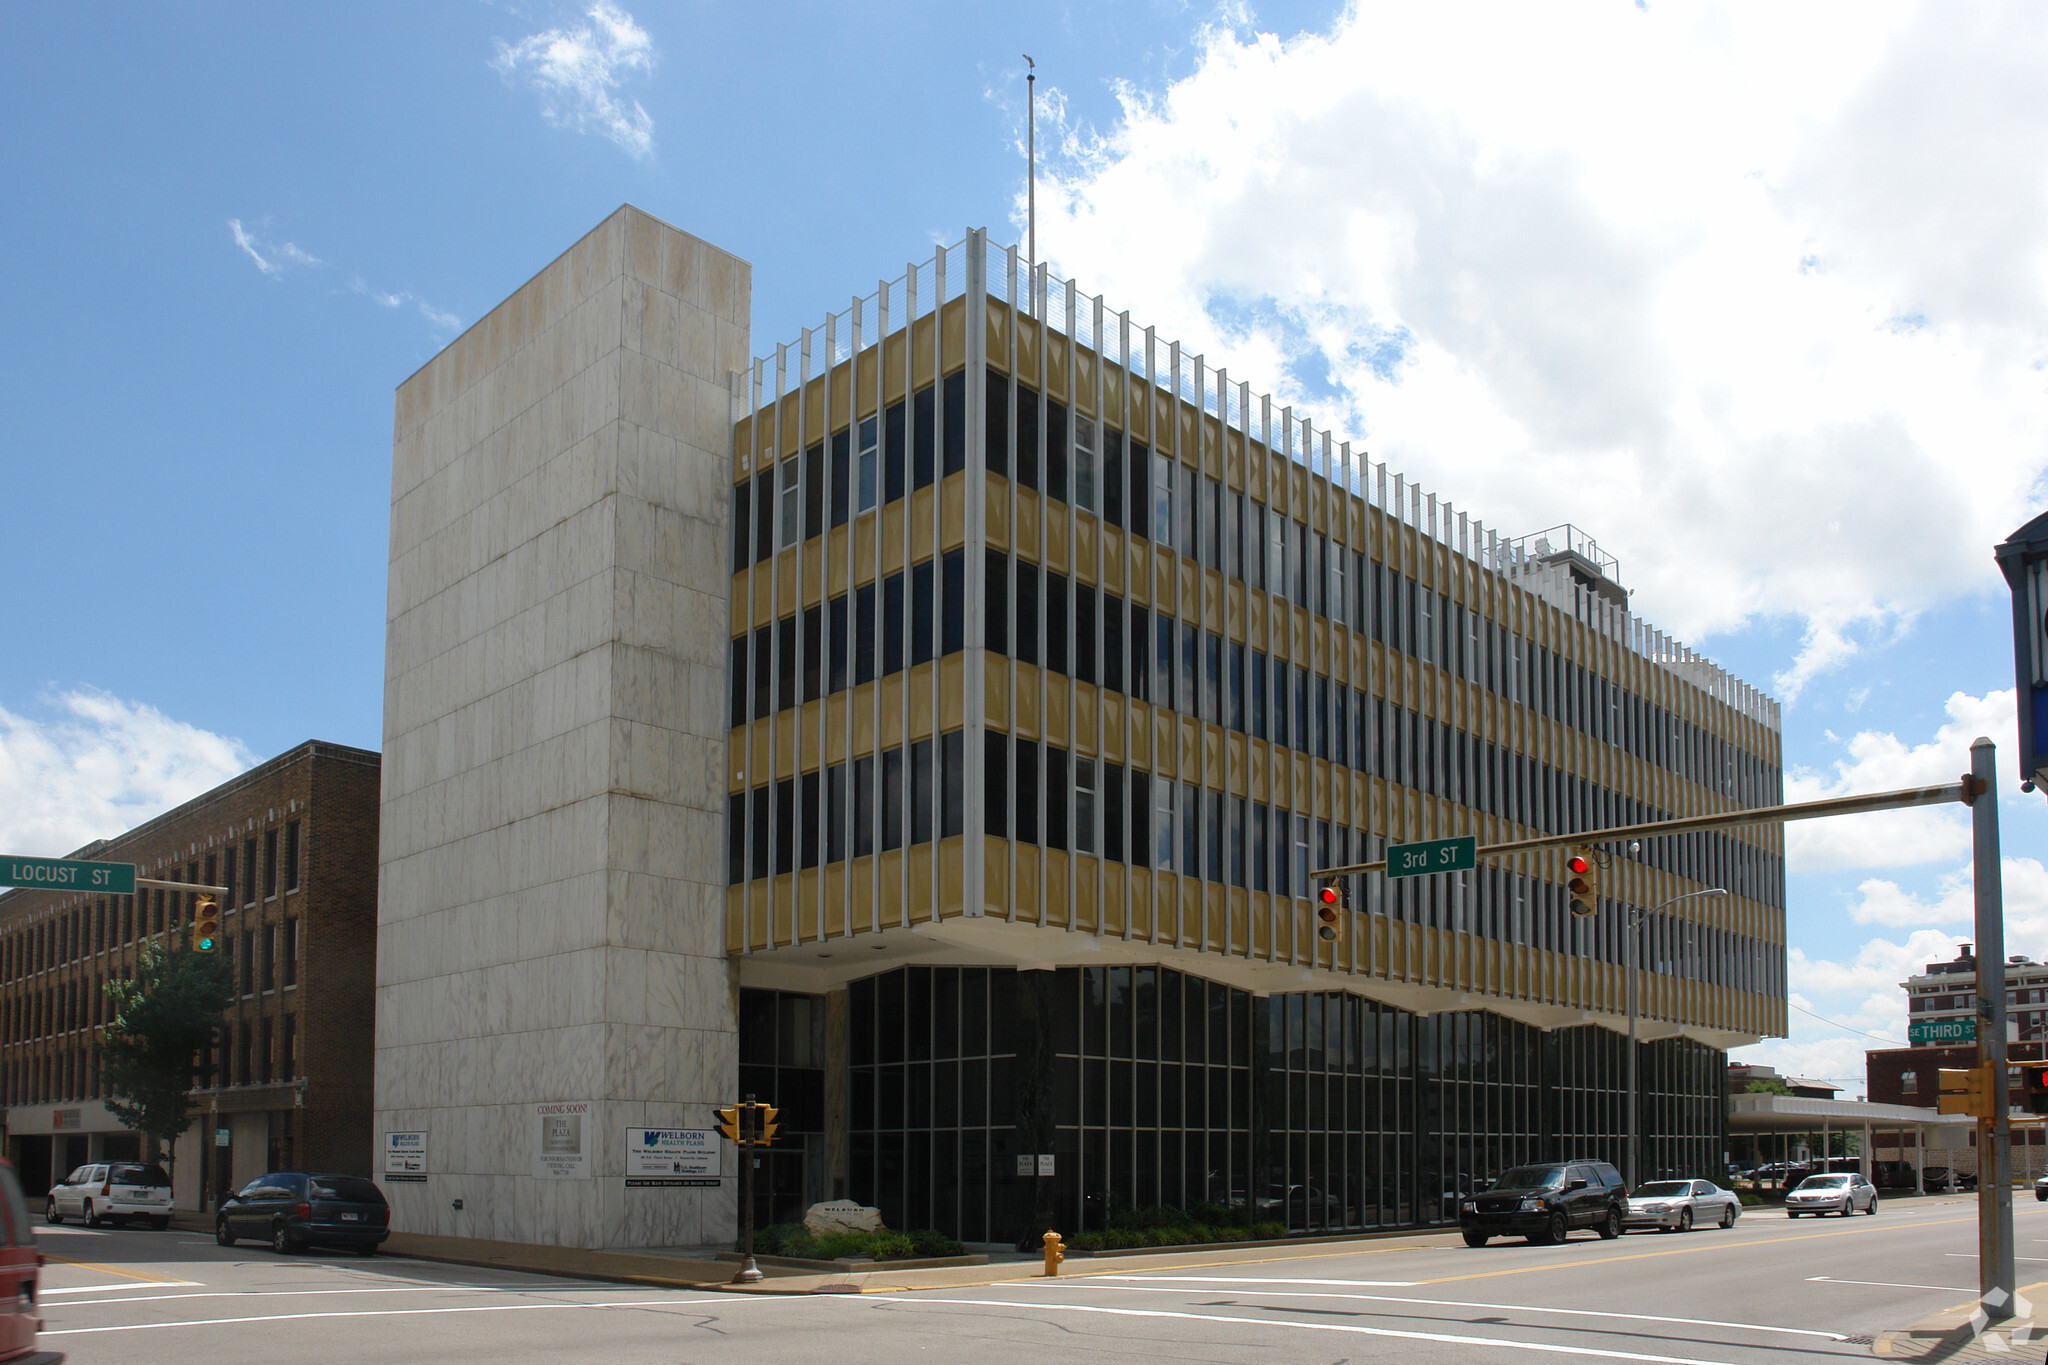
[96,941,235,1179]
[1743,1077,1794,1096]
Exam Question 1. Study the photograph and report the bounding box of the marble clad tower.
[377,206,750,1248]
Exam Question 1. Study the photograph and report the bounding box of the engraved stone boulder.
[804,1200,884,1236]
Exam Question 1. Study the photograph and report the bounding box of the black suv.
[1459,1159,1627,1246]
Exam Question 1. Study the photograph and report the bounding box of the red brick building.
[1866,1042,2048,1109]
[0,741,378,1211]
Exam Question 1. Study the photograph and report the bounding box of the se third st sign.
[2,855,135,896]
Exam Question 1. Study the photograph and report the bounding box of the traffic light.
[715,1104,742,1143]
[1316,884,1344,942]
[756,1102,780,1145]
[715,1100,780,1145]
[1938,1064,1999,1119]
[192,896,220,952]
[2022,1063,2048,1115]
[1566,847,1600,917]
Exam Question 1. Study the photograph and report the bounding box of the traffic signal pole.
[1969,738,2015,1320]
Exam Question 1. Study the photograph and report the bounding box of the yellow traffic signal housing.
[757,1103,779,1145]
[1315,885,1343,942]
[1938,1064,1999,1119]
[192,896,220,953]
[1566,847,1600,917]
[2021,1063,2048,1116]
[715,1104,742,1142]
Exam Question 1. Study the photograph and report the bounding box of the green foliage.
[745,1223,965,1261]
[1065,1220,1288,1251]
[1743,1078,1794,1096]
[95,942,235,1166]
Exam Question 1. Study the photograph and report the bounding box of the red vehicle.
[0,1158,59,1362]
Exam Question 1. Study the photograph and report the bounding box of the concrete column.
[377,207,752,1249]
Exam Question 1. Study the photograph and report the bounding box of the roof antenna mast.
[1023,53,1036,316]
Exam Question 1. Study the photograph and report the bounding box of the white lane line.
[1945,1254,2048,1262]
[862,1296,1748,1365]
[42,1282,202,1295]
[1023,1282,1846,1341]
[39,1295,785,1336]
[1095,1276,1420,1287]
[1807,1276,1974,1292]
[47,1282,744,1309]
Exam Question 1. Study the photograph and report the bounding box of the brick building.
[0,741,379,1212]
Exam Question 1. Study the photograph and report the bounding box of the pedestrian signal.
[1566,848,1600,917]
[192,896,220,953]
[1937,1065,1998,1120]
[2022,1063,2048,1116]
[715,1104,742,1143]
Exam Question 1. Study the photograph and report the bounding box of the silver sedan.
[1622,1179,1742,1233]
[1785,1172,1879,1217]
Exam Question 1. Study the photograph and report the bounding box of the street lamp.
[1627,886,1728,1189]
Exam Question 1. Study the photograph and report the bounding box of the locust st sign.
[1,855,136,895]
[1385,836,1478,880]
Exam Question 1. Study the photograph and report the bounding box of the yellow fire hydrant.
[1042,1229,1065,1277]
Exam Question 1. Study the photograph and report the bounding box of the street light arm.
[1627,885,1728,929]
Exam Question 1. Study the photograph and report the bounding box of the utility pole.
[1971,737,2015,1319]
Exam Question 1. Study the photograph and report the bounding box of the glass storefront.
[768,965,1726,1246]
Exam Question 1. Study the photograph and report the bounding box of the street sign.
[1910,1018,1977,1045]
[0,855,134,895]
[1385,836,1477,880]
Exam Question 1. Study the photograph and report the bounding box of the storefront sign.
[533,1102,591,1179]
[624,1128,719,1187]
[51,1109,80,1132]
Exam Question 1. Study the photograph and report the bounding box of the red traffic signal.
[2023,1062,2048,1115]
[1316,884,1343,941]
[1566,847,1600,917]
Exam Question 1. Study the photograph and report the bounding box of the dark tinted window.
[110,1164,171,1188]
[311,1176,386,1204]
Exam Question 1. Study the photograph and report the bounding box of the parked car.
[1622,1179,1741,1233]
[1785,1172,1878,1217]
[2033,1174,2047,1202]
[1459,1160,1627,1247]
[43,1163,171,1230]
[215,1172,389,1256]
[0,1157,61,1364]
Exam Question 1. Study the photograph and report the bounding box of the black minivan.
[215,1172,389,1256]
[1459,1159,1628,1246]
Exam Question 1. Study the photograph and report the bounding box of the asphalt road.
[30,1194,2048,1363]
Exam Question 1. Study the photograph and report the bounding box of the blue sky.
[4,1,2045,1091]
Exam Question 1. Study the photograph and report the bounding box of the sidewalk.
[173,1211,1465,1294]
[1873,1280,2048,1361]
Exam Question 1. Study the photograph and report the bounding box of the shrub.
[864,1231,918,1261]
[907,1229,966,1258]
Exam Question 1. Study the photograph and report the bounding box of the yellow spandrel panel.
[1045,679,1070,749]
[910,486,936,562]
[982,836,1010,917]
[1155,546,1179,608]
[942,473,967,551]
[1044,850,1071,929]
[1154,711,1177,780]
[878,852,904,931]
[1204,570,1225,633]
[1017,489,1041,559]
[986,476,1011,552]
[1015,319,1040,389]
[1102,526,1125,596]
[985,664,1010,732]
[1247,593,1266,653]
[1249,740,1268,804]
[1099,695,1125,765]
[1073,683,1098,756]
[1228,582,1246,642]
[1046,509,1070,576]
[942,299,967,368]
[1204,724,1223,782]
[938,837,964,918]
[1250,892,1272,959]
[1074,513,1098,583]
[1127,702,1152,767]
[939,655,965,731]
[883,334,907,404]
[796,869,821,942]
[1179,559,1198,614]
[908,664,934,740]
[879,675,905,749]
[1074,860,1099,933]
[1227,732,1248,798]
[1016,845,1041,924]
[911,315,937,390]
[823,866,848,939]
[1014,666,1040,740]
[1103,871,1125,937]
[1128,869,1153,939]
[908,844,933,922]
[1127,541,1151,606]
[1046,332,1069,404]
[750,725,770,785]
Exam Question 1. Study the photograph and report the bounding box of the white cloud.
[1784,688,2016,871]
[0,690,256,858]
[346,277,463,337]
[1031,3,2048,696]
[227,218,322,278]
[493,1,656,159]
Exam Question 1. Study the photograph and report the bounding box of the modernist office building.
[378,206,1785,1250]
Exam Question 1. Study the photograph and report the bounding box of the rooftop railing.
[746,232,1778,730]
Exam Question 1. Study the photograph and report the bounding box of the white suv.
[47,1161,173,1229]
